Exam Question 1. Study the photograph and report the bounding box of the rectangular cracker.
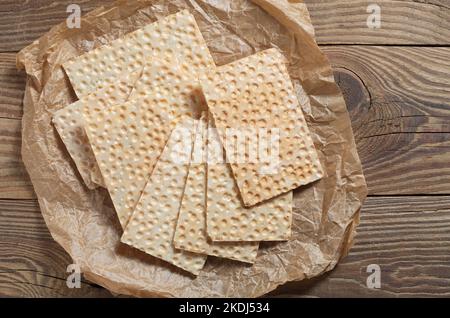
[200,48,323,207]
[52,71,141,189]
[207,116,293,242]
[174,114,259,263]
[63,10,214,98]
[121,118,207,275]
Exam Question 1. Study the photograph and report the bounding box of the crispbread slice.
[63,10,214,98]
[174,114,259,263]
[206,116,293,242]
[53,71,141,189]
[200,48,323,207]
[121,118,207,275]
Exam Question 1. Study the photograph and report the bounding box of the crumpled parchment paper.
[16,0,368,297]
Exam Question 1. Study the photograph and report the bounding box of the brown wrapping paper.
[16,0,367,297]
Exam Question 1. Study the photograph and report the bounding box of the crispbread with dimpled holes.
[200,48,323,207]
[174,113,259,262]
[52,71,142,189]
[206,115,293,242]
[121,118,207,275]
[63,10,214,98]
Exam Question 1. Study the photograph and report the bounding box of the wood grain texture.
[0,54,32,199]
[0,53,25,119]
[1,197,449,297]
[0,0,449,51]
[305,0,450,45]
[0,0,113,52]
[0,199,111,297]
[323,46,450,195]
[272,196,450,297]
[0,118,35,199]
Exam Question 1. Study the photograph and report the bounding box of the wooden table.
[1,0,449,297]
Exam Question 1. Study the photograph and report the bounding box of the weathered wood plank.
[0,199,111,297]
[272,196,450,297]
[0,118,35,199]
[0,0,113,52]
[0,0,449,51]
[324,46,450,195]
[1,197,449,297]
[0,53,25,119]
[306,0,450,45]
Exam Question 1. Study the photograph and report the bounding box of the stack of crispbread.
[53,10,323,275]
